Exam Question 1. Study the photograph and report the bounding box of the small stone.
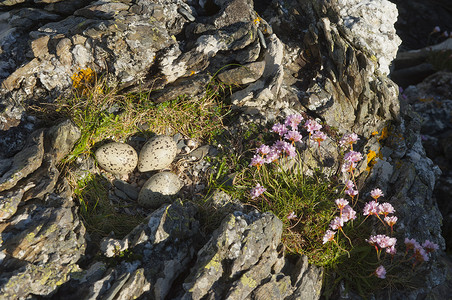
[138,172,183,208]
[95,142,138,175]
[138,135,177,172]
[113,179,139,200]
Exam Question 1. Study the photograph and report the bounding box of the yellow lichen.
[366,149,382,172]
[71,68,96,94]
[240,273,258,288]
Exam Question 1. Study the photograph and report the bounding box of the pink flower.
[285,114,303,130]
[250,155,265,169]
[339,133,359,148]
[265,149,280,163]
[250,184,266,199]
[257,144,271,156]
[405,238,420,250]
[345,180,354,190]
[310,131,327,146]
[305,119,322,133]
[341,161,356,173]
[378,203,395,216]
[287,211,297,220]
[335,198,349,210]
[422,240,439,253]
[363,201,379,216]
[375,265,386,279]
[342,205,357,221]
[433,26,441,33]
[345,188,358,197]
[344,151,363,163]
[384,216,398,227]
[414,245,429,262]
[284,130,302,143]
[370,188,384,200]
[330,216,344,230]
[281,142,297,158]
[366,235,396,249]
[272,123,288,137]
[323,230,336,244]
[386,245,397,255]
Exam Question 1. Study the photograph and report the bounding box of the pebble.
[113,179,139,201]
[138,172,183,208]
[95,142,138,175]
[138,135,177,172]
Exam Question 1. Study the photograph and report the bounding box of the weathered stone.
[217,60,266,85]
[0,129,44,192]
[46,119,81,163]
[22,157,59,201]
[182,212,283,299]
[0,195,86,299]
[31,35,50,58]
[100,237,128,258]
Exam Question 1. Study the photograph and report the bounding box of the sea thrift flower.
[250,184,266,199]
[345,188,358,197]
[422,240,439,253]
[378,203,395,216]
[363,201,379,216]
[281,142,297,158]
[414,245,429,262]
[285,114,303,130]
[250,155,265,169]
[405,238,421,251]
[384,216,398,227]
[370,188,384,200]
[344,151,363,163]
[323,230,336,244]
[257,144,271,156]
[345,180,354,190]
[386,245,397,255]
[265,149,280,163]
[342,205,357,221]
[367,235,396,249]
[284,130,302,143]
[375,265,386,279]
[311,131,327,147]
[339,133,359,149]
[305,119,322,133]
[272,123,288,137]
[287,211,297,220]
[433,26,441,33]
[335,198,349,210]
[330,216,344,230]
[341,161,356,173]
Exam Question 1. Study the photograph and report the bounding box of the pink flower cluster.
[366,234,397,255]
[405,238,439,264]
[250,115,327,169]
[322,198,357,244]
[250,183,266,199]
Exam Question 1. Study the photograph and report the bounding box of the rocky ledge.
[0,0,451,299]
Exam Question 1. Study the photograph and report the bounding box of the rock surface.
[0,0,450,299]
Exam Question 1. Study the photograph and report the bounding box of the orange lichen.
[71,68,96,93]
[366,149,382,172]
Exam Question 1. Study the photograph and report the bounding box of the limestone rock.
[138,135,177,172]
[217,60,266,85]
[182,211,283,299]
[0,129,44,192]
[138,172,183,209]
[95,142,138,175]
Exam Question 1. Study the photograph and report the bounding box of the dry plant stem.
[333,239,350,258]
[340,227,353,247]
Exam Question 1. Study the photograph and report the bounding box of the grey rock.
[182,211,283,299]
[0,195,86,299]
[113,179,139,201]
[100,237,128,258]
[217,60,266,85]
[0,129,44,192]
[46,119,81,163]
[138,135,177,172]
[95,142,138,175]
[138,172,183,209]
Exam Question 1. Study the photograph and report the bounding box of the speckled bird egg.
[138,172,183,208]
[95,142,138,175]
[138,135,177,172]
